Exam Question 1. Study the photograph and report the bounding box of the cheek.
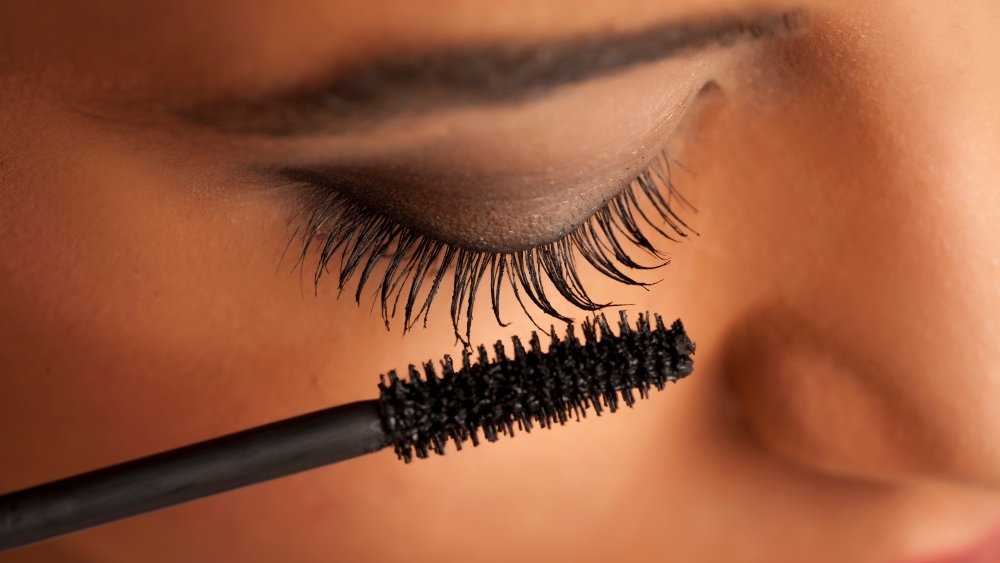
[0,106,688,560]
[0,110,459,491]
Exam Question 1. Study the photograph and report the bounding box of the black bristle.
[376,311,695,463]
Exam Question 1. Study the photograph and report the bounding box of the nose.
[708,2,1000,486]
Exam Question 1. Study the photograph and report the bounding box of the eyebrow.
[182,11,801,136]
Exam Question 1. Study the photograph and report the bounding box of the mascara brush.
[0,311,694,552]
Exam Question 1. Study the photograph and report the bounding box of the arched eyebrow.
[181,11,802,137]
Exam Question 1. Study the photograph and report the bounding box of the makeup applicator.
[0,311,694,552]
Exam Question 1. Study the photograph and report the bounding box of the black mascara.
[0,311,694,552]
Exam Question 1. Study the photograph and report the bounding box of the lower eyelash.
[284,152,694,343]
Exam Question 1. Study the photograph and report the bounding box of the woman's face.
[2,1,1000,561]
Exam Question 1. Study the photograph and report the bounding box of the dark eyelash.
[284,152,694,343]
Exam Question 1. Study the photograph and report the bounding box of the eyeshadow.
[280,155,643,253]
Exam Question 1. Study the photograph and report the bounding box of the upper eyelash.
[283,152,694,343]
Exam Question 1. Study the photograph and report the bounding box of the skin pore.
[1,0,1000,562]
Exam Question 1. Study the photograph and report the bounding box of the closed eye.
[281,151,694,343]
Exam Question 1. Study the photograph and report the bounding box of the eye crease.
[282,152,692,342]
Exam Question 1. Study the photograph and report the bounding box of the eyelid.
[282,152,693,342]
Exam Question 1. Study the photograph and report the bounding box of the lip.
[897,523,1000,563]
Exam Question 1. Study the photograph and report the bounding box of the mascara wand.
[0,311,694,552]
